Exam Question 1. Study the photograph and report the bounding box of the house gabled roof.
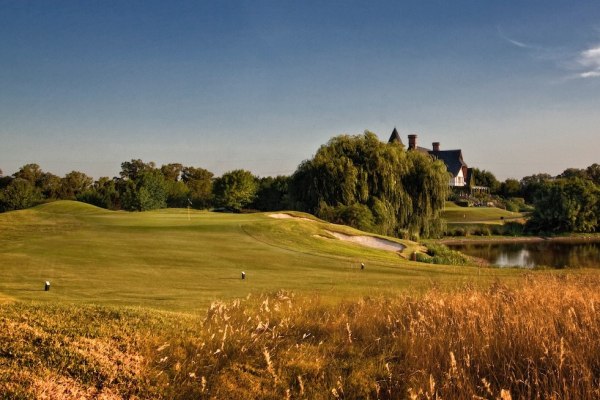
[385,129,469,179]
[388,128,403,145]
[429,149,466,176]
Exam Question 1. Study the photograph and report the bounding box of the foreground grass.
[2,274,599,399]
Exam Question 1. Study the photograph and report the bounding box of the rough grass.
[1,274,599,399]
[0,201,522,311]
[0,303,194,399]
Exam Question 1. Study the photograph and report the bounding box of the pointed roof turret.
[388,128,403,145]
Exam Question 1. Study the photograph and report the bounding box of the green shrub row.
[445,222,524,237]
[420,243,471,265]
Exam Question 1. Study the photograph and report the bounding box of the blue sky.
[1,1,600,180]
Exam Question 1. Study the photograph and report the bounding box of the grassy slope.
[442,201,523,225]
[0,201,521,311]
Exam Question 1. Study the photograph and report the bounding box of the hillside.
[0,201,519,311]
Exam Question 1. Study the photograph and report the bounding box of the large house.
[388,128,471,188]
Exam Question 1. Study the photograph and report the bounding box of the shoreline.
[438,235,600,245]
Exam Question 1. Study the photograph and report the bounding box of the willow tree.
[289,131,449,238]
[402,149,450,237]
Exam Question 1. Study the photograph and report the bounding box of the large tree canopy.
[252,176,290,211]
[471,168,500,193]
[182,166,213,209]
[77,177,120,210]
[0,178,42,212]
[117,160,167,211]
[289,132,450,238]
[60,171,93,200]
[120,159,156,181]
[527,178,600,233]
[213,169,258,211]
[13,164,44,186]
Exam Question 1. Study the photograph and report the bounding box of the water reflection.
[448,240,600,268]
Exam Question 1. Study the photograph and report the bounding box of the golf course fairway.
[0,201,520,311]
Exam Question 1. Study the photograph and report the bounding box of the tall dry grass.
[1,274,599,399]
[150,274,600,399]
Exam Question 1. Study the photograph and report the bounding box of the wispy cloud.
[577,45,600,78]
[497,26,534,49]
[496,26,599,81]
[506,37,529,48]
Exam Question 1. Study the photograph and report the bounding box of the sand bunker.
[269,213,405,253]
[326,231,405,252]
[269,213,315,222]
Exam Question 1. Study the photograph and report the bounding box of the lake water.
[447,240,600,268]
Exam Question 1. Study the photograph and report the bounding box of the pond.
[447,239,600,268]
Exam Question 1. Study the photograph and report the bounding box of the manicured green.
[0,201,522,312]
[443,201,523,224]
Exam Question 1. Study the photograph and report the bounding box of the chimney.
[432,142,440,152]
[408,134,417,150]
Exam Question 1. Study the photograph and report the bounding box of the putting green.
[442,201,523,224]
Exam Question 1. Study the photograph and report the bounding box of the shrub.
[503,221,525,236]
[504,200,520,212]
[425,243,471,265]
[471,226,492,236]
[456,200,472,207]
[509,197,534,212]
[491,225,505,236]
[415,252,433,263]
[443,226,471,237]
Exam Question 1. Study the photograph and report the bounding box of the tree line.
[0,161,290,214]
[0,132,450,238]
[472,165,600,233]
[2,132,599,235]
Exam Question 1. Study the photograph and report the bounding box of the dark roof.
[429,150,466,176]
[388,128,403,145]
[387,130,468,178]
